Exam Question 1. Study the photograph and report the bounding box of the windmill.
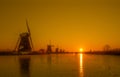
[46,40,54,53]
[15,20,34,53]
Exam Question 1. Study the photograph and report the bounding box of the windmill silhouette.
[46,40,54,53]
[15,20,34,53]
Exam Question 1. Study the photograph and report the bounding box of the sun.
[79,48,83,52]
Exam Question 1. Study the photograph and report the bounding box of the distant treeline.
[84,50,120,55]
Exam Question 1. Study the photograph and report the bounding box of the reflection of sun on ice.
[79,48,83,52]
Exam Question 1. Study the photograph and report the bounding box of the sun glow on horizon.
[79,48,83,52]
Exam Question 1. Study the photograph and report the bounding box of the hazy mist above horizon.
[0,0,120,51]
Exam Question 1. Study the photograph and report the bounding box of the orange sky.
[0,0,120,52]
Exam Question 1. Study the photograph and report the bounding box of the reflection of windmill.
[15,20,33,53]
[19,56,30,77]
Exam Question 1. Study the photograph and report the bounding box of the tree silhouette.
[103,44,111,51]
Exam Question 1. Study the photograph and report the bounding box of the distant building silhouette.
[60,49,62,53]
[46,45,53,53]
[46,41,54,53]
[55,48,59,53]
[39,49,45,53]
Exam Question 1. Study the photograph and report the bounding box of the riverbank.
[0,51,120,56]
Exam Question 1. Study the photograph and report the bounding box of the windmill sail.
[26,20,34,51]
[26,20,31,35]
[14,37,20,51]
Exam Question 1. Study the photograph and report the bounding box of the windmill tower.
[15,20,33,53]
[46,40,54,53]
